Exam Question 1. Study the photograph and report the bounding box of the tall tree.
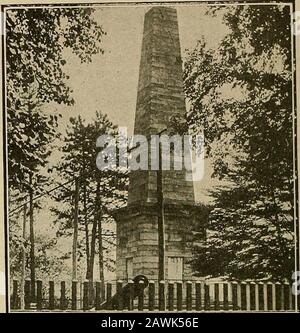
[52,112,127,282]
[7,7,106,288]
[184,5,294,280]
[7,7,105,191]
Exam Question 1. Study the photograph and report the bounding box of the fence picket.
[95,282,101,310]
[288,283,293,310]
[204,283,210,311]
[186,281,192,311]
[279,283,284,311]
[168,282,174,311]
[237,283,242,310]
[232,282,238,311]
[116,280,123,311]
[106,282,112,304]
[37,280,42,310]
[176,281,183,311]
[60,281,66,310]
[249,282,256,311]
[240,282,246,310]
[128,280,134,311]
[245,283,251,311]
[223,283,229,311]
[263,283,268,311]
[267,282,272,311]
[214,283,220,311]
[49,281,55,310]
[138,280,144,311]
[159,281,165,311]
[195,282,201,311]
[12,280,18,310]
[72,280,77,310]
[148,281,155,311]
[101,280,106,303]
[254,283,259,311]
[271,283,276,311]
[83,280,89,311]
[10,279,296,312]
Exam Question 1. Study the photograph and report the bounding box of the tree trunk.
[20,204,27,310]
[84,181,90,279]
[98,218,104,282]
[72,177,80,281]
[29,174,35,303]
[86,181,101,283]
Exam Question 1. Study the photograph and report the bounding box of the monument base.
[113,202,207,281]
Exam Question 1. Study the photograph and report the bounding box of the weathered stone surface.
[114,202,205,280]
[128,6,195,205]
[114,7,206,281]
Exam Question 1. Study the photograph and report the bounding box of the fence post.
[168,281,174,311]
[228,282,233,311]
[80,281,83,309]
[148,281,155,311]
[106,282,112,304]
[89,281,95,308]
[60,281,66,310]
[237,283,242,310]
[138,280,144,311]
[176,281,183,311]
[116,280,123,311]
[271,282,276,311]
[195,282,202,311]
[240,282,246,310]
[246,283,251,311]
[288,283,293,310]
[186,281,192,311]
[279,283,285,311]
[282,283,289,310]
[159,281,165,311]
[263,283,268,311]
[101,280,106,303]
[214,283,220,311]
[128,280,134,311]
[249,282,256,311]
[267,282,272,311]
[253,283,259,311]
[83,280,89,311]
[24,279,31,310]
[289,285,295,310]
[274,282,280,311]
[204,283,210,311]
[72,280,77,310]
[95,281,101,310]
[12,280,18,310]
[36,280,42,311]
[223,283,229,311]
[231,282,238,311]
[49,281,55,310]
[257,282,263,311]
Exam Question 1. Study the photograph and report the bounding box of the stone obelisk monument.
[114,7,204,281]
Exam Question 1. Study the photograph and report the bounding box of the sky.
[57,5,228,131]
[35,4,230,280]
[44,4,229,204]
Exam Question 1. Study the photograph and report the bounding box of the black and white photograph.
[0,0,299,315]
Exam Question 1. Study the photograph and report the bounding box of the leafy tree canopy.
[185,5,294,281]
